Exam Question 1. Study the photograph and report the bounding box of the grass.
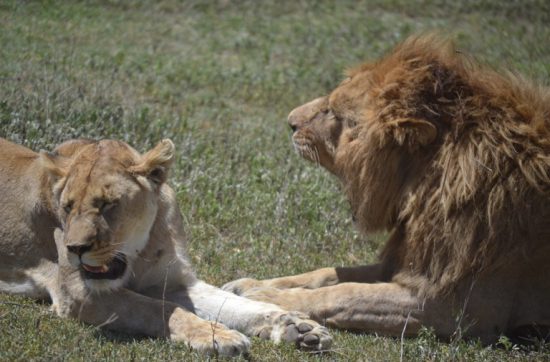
[1,0,550,360]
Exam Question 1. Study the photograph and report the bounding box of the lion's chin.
[293,138,337,174]
[292,139,317,163]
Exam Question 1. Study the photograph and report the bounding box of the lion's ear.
[39,150,68,180]
[131,139,175,185]
[388,118,437,149]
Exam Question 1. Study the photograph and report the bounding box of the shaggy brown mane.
[339,35,550,296]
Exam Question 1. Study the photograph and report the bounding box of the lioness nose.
[67,244,92,257]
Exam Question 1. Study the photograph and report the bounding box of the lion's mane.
[336,35,550,296]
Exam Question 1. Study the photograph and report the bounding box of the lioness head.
[41,139,175,291]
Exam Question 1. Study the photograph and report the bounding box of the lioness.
[0,137,331,356]
[224,35,550,343]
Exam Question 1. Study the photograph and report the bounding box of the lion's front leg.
[171,281,332,351]
[222,263,387,294]
[240,282,456,339]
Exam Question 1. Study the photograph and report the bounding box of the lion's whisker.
[312,146,321,168]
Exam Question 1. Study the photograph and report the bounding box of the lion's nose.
[67,244,92,257]
[289,122,298,133]
[287,113,299,133]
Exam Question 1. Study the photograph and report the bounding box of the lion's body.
[339,37,550,297]
[224,35,550,343]
[0,138,331,356]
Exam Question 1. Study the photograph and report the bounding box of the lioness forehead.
[66,144,137,180]
[60,141,143,199]
[72,140,140,166]
[64,164,138,195]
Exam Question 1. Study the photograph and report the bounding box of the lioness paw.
[258,311,332,352]
[205,328,250,357]
[175,324,250,357]
[221,277,262,295]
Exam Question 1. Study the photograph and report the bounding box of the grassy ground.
[1,0,550,360]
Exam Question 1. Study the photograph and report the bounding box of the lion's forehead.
[329,85,365,121]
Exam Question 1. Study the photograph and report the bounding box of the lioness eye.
[100,201,117,214]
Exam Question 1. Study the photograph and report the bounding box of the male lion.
[0,137,331,356]
[224,35,550,343]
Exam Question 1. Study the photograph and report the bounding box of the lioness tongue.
[82,264,109,273]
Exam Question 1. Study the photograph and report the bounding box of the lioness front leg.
[56,284,250,356]
[240,282,456,338]
[169,281,332,351]
[52,231,249,357]
[223,263,386,294]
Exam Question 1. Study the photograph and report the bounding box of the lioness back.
[0,139,57,284]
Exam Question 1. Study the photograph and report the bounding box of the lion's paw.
[221,277,263,295]
[258,311,332,352]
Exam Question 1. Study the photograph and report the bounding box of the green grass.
[1,0,550,360]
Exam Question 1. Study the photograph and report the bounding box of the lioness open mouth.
[81,254,127,280]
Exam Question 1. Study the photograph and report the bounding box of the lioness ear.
[39,150,68,180]
[388,118,437,149]
[131,139,175,185]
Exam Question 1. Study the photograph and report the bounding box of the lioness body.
[0,138,331,356]
[224,35,550,343]
[0,139,59,298]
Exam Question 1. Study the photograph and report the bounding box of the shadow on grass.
[93,328,152,344]
[340,325,550,355]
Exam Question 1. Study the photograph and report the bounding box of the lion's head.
[40,139,175,291]
[289,34,550,294]
[288,36,444,234]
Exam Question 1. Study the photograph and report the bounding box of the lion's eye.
[330,110,341,121]
[63,201,73,215]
